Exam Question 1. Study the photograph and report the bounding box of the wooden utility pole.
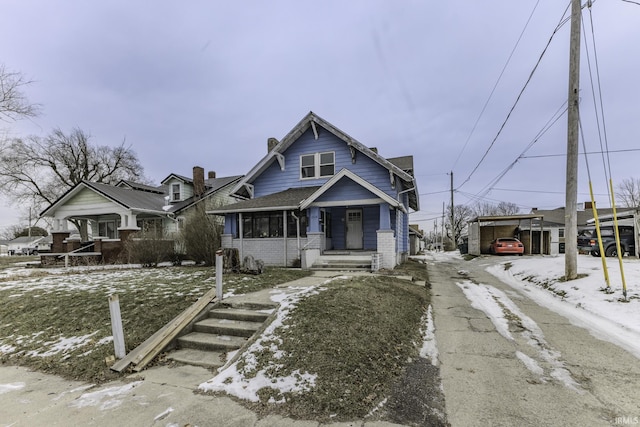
[565,0,581,280]
[450,171,455,245]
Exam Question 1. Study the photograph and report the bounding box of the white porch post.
[377,204,396,269]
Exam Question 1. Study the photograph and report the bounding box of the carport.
[467,214,547,256]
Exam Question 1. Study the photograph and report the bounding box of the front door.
[346,209,363,250]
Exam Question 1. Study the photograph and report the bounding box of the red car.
[489,238,524,255]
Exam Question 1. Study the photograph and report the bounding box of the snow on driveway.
[457,280,581,391]
[487,255,640,359]
[414,251,640,364]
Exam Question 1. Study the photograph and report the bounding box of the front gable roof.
[170,175,243,214]
[42,175,245,219]
[230,112,417,207]
[300,169,404,212]
[41,181,169,217]
[160,173,193,185]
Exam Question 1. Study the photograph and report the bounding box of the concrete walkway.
[0,271,406,427]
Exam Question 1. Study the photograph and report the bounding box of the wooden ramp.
[111,287,218,373]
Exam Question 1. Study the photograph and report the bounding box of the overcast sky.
[2,0,639,235]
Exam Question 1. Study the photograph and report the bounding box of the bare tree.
[446,204,474,247]
[0,127,145,240]
[496,201,520,215]
[473,202,498,218]
[473,201,520,217]
[616,177,640,208]
[0,64,40,122]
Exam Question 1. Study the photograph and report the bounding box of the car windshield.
[498,238,517,242]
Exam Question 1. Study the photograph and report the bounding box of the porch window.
[242,212,284,238]
[137,218,164,238]
[300,152,335,179]
[171,183,181,201]
[287,212,308,237]
[98,220,118,239]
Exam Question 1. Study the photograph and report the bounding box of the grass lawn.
[1,257,441,424]
[205,258,434,422]
[0,260,310,383]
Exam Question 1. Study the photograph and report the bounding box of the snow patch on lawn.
[419,305,439,366]
[27,331,100,357]
[200,285,325,402]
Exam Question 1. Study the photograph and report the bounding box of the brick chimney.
[208,171,216,179]
[193,166,205,198]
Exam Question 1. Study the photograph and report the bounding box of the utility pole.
[441,202,445,250]
[450,171,455,246]
[565,0,581,280]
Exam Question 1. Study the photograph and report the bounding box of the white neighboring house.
[0,241,8,256]
[39,166,242,263]
[7,236,51,255]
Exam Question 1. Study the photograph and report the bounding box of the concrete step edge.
[167,348,226,369]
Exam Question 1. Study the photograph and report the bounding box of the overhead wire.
[451,0,541,170]
[457,3,573,190]
[521,148,640,158]
[472,99,568,201]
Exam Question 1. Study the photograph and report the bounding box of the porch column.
[377,230,396,270]
[53,218,69,232]
[52,231,70,253]
[379,203,391,230]
[308,207,321,233]
[118,212,139,230]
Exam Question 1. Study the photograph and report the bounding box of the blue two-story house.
[209,112,419,270]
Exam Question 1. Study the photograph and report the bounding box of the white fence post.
[108,295,126,359]
[216,250,223,301]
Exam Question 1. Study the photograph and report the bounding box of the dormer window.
[300,152,335,179]
[171,183,181,201]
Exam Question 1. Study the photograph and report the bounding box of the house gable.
[249,127,401,203]
[163,177,194,203]
[300,169,402,210]
[230,112,417,210]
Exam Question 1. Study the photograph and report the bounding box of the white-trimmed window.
[98,220,118,239]
[171,183,181,201]
[300,152,335,179]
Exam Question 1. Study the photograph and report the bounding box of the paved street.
[430,255,640,426]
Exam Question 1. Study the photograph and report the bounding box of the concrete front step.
[194,317,262,337]
[209,307,270,323]
[177,332,247,351]
[311,255,373,271]
[167,348,226,369]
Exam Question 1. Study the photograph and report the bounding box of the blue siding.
[363,206,379,250]
[252,128,397,199]
[331,207,346,250]
[314,177,378,203]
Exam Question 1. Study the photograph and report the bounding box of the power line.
[492,187,608,196]
[457,4,572,191]
[521,148,640,159]
[451,0,541,170]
